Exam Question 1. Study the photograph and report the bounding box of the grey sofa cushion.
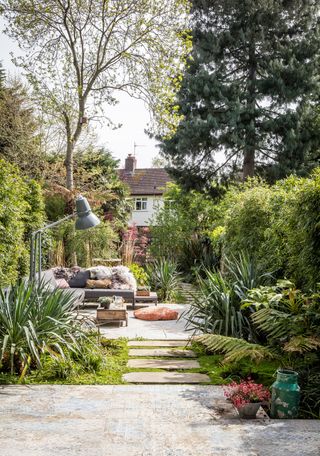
[41,270,58,289]
[39,270,84,308]
[69,270,90,288]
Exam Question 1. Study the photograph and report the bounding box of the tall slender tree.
[0,62,5,90]
[1,0,189,190]
[160,0,320,189]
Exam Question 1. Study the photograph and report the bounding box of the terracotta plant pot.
[237,402,261,419]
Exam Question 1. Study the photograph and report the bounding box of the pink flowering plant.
[224,378,271,409]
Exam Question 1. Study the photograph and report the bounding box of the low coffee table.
[96,302,128,326]
[134,292,158,306]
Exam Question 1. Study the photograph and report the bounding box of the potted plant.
[224,378,271,419]
[136,286,151,297]
[98,297,113,309]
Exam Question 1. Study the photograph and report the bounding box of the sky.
[0,20,159,169]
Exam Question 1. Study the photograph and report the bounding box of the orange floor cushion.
[134,307,179,321]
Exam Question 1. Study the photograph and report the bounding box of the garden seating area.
[1,1,320,454]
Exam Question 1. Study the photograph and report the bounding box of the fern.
[196,334,274,364]
[283,336,320,354]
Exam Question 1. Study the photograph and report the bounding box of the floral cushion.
[56,278,70,289]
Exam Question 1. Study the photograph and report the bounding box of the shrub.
[184,254,273,339]
[51,220,118,268]
[281,170,320,289]
[149,183,225,275]
[146,258,182,302]
[129,263,148,286]
[185,270,250,338]
[0,159,45,286]
[223,170,320,289]
[0,280,81,374]
[224,180,273,261]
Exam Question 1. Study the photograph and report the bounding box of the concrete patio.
[0,385,319,456]
[79,303,194,340]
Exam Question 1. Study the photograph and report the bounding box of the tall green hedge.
[223,170,320,289]
[0,159,45,286]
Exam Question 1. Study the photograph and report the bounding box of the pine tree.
[161,0,320,189]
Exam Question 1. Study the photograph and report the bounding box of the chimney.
[125,154,137,174]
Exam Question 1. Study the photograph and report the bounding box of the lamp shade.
[75,195,100,230]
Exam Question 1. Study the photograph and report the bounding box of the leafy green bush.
[185,270,251,338]
[224,180,274,261]
[0,280,81,375]
[0,159,45,286]
[129,263,148,286]
[146,258,182,302]
[197,280,320,417]
[51,220,118,268]
[149,183,224,275]
[184,254,273,339]
[280,170,320,289]
[223,170,320,289]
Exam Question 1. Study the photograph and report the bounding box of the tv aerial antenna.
[134,141,147,156]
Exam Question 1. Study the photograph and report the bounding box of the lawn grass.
[0,337,280,386]
[0,337,130,385]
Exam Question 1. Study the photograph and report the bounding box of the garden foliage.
[146,258,182,302]
[0,159,45,286]
[151,170,320,289]
[223,171,320,289]
[0,280,81,375]
[150,183,223,276]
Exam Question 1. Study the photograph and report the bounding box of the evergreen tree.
[161,0,320,189]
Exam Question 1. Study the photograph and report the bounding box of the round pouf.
[134,307,179,321]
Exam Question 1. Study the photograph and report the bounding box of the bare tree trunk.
[65,140,75,191]
[242,148,255,180]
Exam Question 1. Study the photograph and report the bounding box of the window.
[134,197,147,211]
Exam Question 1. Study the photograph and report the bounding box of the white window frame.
[134,197,148,211]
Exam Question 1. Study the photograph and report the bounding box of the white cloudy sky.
[0,19,159,169]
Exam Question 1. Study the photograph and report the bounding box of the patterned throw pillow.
[85,278,112,289]
[56,278,70,289]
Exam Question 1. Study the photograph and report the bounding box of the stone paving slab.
[128,340,190,347]
[123,372,210,384]
[128,358,200,369]
[129,348,197,358]
[79,304,198,340]
[1,385,319,456]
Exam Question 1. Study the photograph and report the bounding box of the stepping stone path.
[123,339,210,384]
[128,348,197,358]
[123,372,209,384]
[128,359,200,369]
[128,340,189,347]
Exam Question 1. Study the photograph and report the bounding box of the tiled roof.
[118,168,172,195]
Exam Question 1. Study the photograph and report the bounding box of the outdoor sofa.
[43,269,136,309]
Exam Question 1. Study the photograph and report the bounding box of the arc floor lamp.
[30,195,100,282]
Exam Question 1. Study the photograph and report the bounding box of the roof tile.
[118,168,172,195]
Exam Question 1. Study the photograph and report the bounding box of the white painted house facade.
[118,154,172,227]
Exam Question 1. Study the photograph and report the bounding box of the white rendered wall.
[129,195,164,226]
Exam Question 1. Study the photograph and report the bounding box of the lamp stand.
[29,214,75,282]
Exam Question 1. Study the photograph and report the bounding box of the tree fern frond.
[283,336,320,353]
[196,334,274,364]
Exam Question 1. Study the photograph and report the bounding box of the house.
[118,154,172,226]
